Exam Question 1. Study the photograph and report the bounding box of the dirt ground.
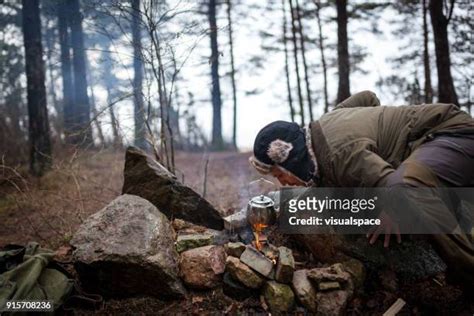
[0,149,473,315]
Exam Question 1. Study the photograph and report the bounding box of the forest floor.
[0,149,256,248]
[0,149,473,315]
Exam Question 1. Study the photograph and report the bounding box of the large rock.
[122,147,224,230]
[292,270,317,312]
[179,245,226,289]
[263,281,295,314]
[226,256,265,289]
[71,194,186,299]
[295,234,446,281]
[339,236,446,281]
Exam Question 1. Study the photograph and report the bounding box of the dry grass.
[0,148,264,248]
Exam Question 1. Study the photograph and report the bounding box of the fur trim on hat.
[267,139,293,163]
[249,156,272,174]
[305,125,319,178]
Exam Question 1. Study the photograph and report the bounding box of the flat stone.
[292,270,317,312]
[71,194,186,299]
[316,290,350,316]
[175,233,214,253]
[263,281,295,314]
[275,246,295,284]
[222,272,255,301]
[122,147,223,230]
[240,246,274,278]
[179,245,226,289]
[307,264,351,286]
[226,256,264,289]
[318,281,341,291]
[224,242,246,258]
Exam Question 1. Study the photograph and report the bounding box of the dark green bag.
[0,242,74,313]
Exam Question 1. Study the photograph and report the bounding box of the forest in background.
[0,0,472,176]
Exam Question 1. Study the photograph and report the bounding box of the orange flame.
[252,223,268,251]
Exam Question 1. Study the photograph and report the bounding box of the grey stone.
[71,194,186,299]
[179,245,226,289]
[223,208,248,230]
[263,281,295,314]
[275,246,295,284]
[240,246,274,278]
[224,242,246,258]
[122,147,223,230]
[175,233,214,253]
[226,256,264,289]
[316,290,350,316]
[292,270,317,312]
[307,264,352,286]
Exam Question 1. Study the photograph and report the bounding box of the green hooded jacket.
[310,91,474,187]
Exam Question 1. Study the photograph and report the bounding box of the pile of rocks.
[177,235,365,315]
[70,147,368,314]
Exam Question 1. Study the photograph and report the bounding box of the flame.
[253,223,268,251]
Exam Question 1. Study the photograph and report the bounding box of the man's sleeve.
[334,90,381,110]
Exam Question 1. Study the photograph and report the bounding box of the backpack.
[0,242,74,313]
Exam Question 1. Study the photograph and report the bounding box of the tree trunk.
[69,0,92,145]
[208,0,223,149]
[57,1,75,143]
[422,0,433,103]
[86,59,105,146]
[44,22,61,139]
[22,0,52,176]
[295,0,313,121]
[336,0,351,104]
[289,0,305,126]
[282,0,295,122]
[226,0,238,148]
[315,0,329,113]
[429,0,458,105]
[106,85,122,148]
[132,0,147,150]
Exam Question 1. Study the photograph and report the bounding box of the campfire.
[252,224,267,251]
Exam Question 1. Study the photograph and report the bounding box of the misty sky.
[82,1,436,150]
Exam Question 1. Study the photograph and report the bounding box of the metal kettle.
[247,195,277,229]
